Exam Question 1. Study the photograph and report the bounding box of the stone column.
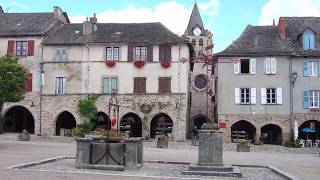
[125,138,139,169]
[198,130,223,166]
[75,138,92,168]
[136,138,144,165]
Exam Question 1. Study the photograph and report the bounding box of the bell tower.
[184,3,214,138]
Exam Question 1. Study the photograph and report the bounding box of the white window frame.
[265,58,276,74]
[309,90,320,108]
[240,88,251,104]
[55,48,68,61]
[308,61,318,76]
[134,46,147,61]
[102,77,118,94]
[16,41,28,56]
[106,47,120,61]
[55,76,66,94]
[266,88,277,104]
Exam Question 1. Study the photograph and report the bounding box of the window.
[158,77,171,93]
[103,77,118,94]
[191,39,196,45]
[159,45,171,62]
[265,58,277,74]
[135,46,146,61]
[266,88,276,104]
[134,77,146,93]
[309,90,320,108]
[16,41,27,56]
[199,38,203,46]
[240,88,250,104]
[106,47,119,61]
[303,29,316,50]
[240,59,250,74]
[55,77,66,94]
[308,61,318,76]
[194,74,208,90]
[56,48,67,61]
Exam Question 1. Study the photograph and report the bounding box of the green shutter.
[111,78,118,92]
[103,78,110,94]
[303,60,309,77]
[303,90,309,109]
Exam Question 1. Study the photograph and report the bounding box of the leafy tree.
[77,95,98,122]
[0,55,27,132]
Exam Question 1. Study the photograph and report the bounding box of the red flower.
[160,61,171,68]
[111,118,117,126]
[105,60,116,67]
[134,60,145,68]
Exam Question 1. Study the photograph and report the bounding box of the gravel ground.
[26,158,286,180]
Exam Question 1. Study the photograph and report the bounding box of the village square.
[0,0,319,179]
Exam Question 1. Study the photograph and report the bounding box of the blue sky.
[1,0,320,52]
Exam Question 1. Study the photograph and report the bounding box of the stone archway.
[192,114,209,129]
[231,120,256,143]
[298,120,320,140]
[4,106,35,134]
[93,112,110,130]
[150,113,173,139]
[120,113,142,137]
[261,124,282,145]
[55,111,76,136]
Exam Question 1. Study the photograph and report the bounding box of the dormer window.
[303,29,316,50]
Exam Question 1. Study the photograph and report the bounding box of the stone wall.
[218,114,291,143]
[41,93,187,141]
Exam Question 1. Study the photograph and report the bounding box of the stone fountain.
[182,123,242,177]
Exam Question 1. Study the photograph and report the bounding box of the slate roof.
[185,3,205,36]
[43,22,183,45]
[0,13,59,36]
[217,17,320,57]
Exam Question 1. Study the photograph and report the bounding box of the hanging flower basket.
[160,61,171,68]
[134,60,145,68]
[105,60,116,67]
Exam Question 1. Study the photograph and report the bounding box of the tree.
[0,55,27,132]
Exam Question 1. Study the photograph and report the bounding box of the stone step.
[189,164,234,172]
[86,164,125,171]
[181,170,242,178]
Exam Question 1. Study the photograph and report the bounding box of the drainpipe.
[289,55,293,139]
[86,43,90,94]
[177,43,182,141]
[39,43,44,136]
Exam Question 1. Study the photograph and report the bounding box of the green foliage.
[22,129,29,135]
[158,133,169,141]
[77,95,98,122]
[73,122,95,137]
[284,139,300,148]
[0,55,27,132]
[238,139,248,145]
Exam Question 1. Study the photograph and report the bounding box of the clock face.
[193,27,201,36]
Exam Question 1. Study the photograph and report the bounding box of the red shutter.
[25,73,33,92]
[159,45,165,61]
[28,40,35,56]
[7,40,15,54]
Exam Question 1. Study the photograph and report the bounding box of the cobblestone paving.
[26,158,286,180]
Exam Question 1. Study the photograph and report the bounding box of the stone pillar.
[75,138,92,168]
[198,130,223,166]
[125,138,139,169]
[137,138,144,165]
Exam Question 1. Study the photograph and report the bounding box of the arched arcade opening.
[55,111,76,136]
[298,120,320,140]
[192,115,209,129]
[261,124,282,145]
[92,112,110,130]
[120,113,142,137]
[150,113,173,139]
[231,120,256,143]
[4,106,35,134]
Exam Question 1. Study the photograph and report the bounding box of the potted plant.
[134,60,145,68]
[105,60,116,67]
[157,133,169,148]
[17,129,30,141]
[236,139,250,152]
[160,61,171,68]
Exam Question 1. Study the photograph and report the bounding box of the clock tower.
[184,3,214,138]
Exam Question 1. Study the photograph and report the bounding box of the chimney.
[53,6,63,18]
[90,13,97,24]
[278,17,287,39]
[272,19,275,26]
[0,6,4,13]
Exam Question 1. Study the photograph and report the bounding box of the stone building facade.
[183,3,214,138]
[216,17,320,144]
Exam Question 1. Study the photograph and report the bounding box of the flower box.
[105,60,116,67]
[134,60,145,68]
[160,61,171,68]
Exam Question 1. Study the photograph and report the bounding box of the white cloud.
[259,0,320,25]
[70,2,190,35]
[198,0,220,17]
[70,1,220,35]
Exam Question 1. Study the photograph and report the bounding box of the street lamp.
[291,72,298,87]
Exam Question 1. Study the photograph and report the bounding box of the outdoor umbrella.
[302,127,316,140]
[294,121,298,140]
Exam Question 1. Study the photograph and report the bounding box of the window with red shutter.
[134,77,146,93]
[159,45,171,62]
[25,73,32,92]
[158,77,171,93]
[7,40,15,54]
[28,40,35,56]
